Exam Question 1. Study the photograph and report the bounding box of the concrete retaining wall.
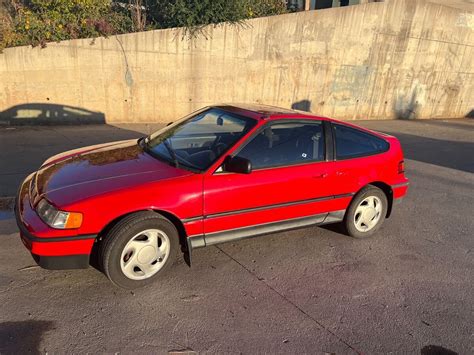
[0,0,473,123]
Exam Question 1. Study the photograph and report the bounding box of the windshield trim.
[143,108,258,173]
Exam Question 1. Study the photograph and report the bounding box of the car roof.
[212,103,329,121]
[210,104,390,139]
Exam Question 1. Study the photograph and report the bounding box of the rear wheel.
[344,186,387,239]
[100,211,179,289]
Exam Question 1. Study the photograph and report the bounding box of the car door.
[202,120,345,236]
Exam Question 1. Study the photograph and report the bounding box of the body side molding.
[186,209,346,254]
[182,193,354,224]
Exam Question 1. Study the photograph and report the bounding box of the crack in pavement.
[49,126,78,144]
[215,245,362,354]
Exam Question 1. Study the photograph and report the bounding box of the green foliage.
[246,0,288,18]
[152,0,245,30]
[1,0,287,49]
[151,0,287,35]
[4,0,132,48]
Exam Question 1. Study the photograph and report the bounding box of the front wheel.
[100,211,179,289]
[344,186,388,239]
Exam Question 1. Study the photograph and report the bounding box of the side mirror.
[223,156,252,174]
[166,121,173,126]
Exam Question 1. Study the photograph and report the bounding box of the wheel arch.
[94,209,189,264]
[151,209,189,252]
[366,181,393,218]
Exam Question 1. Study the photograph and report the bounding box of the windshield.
[143,108,257,172]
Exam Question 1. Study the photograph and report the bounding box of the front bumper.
[15,175,95,270]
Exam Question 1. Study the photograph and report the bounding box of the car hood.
[35,139,193,205]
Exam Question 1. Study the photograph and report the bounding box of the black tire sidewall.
[345,186,388,239]
[102,213,179,289]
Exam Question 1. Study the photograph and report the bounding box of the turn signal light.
[65,212,83,229]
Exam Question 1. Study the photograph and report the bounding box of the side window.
[333,124,389,160]
[236,121,325,169]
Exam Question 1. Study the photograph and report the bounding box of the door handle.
[336,171,346,176]
[313,173,328,179]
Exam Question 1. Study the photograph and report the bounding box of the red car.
[15,104,409,288]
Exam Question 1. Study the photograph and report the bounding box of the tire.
[344,185,388,239]
[100,211,179,289]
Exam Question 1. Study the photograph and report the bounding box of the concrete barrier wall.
[0,0,473,123]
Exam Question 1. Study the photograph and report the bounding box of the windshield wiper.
[140,136,181,169]
[138,136,148,149]
[162,139,179,168]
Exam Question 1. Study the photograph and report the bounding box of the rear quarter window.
[333,124,389,160]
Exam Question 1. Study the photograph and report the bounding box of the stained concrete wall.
[427,0,474,11]
[0,0,473,123]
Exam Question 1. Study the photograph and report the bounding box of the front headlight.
[36,199,83,229]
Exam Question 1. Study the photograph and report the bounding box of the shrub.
[4,0,132,48]
[246,0,288,18]
[1,0,287,49]
[151,0,287,35]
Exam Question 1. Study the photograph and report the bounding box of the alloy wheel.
[353,196,383,232]
[120,229,171,280]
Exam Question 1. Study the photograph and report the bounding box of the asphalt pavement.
[0,119,473,353]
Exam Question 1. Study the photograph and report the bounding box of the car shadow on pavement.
[0,103,105,125]
[0,320,55,354]
[319,221,348,235]
[421,345,458,355]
